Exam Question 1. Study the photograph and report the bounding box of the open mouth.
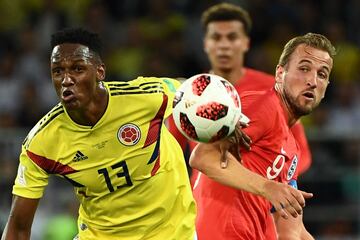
[63,90,73,97]
[302,91,315,100]
[62,89,75,102]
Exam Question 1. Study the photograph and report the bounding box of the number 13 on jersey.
[98,160,133,192]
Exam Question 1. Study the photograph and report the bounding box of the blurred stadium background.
[0,0,359,239]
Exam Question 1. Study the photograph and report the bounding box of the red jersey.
[193,89,300,240]
[167,68,311,239]
[167,68,311,181]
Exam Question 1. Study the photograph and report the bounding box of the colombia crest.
[117,123,141,146]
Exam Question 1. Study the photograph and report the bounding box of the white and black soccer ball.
[172,73,247,143]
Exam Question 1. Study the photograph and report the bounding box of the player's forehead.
[51,43,95,63]
[206,20,246,35]
[290,44,333,70]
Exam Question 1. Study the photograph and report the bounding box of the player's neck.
[274,84,298,127]
[209,67,245,85]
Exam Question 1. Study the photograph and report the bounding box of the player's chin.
[304,99,320,111]
[298,105,313,116]
[292,100,312,116]
[61,99,80,110]
[299,98,316,108]
[217,64,233,72]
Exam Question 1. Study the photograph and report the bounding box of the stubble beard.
[284,87,314,118]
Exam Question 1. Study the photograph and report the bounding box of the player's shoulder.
[241,89,278,117]
[241,89,270,105]
[23,103,65,148]
[238,68,275,92]
[105,77,180,95]
[241,89,282,134]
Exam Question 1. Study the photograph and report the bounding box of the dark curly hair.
[51,27,103,58]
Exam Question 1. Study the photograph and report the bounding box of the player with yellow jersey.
[2,28,196,240]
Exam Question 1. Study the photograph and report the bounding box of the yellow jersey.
[13,77,196,239]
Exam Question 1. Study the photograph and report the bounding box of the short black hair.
[51,27,103,58]
[201,3,252,36]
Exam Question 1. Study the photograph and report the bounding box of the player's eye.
[209,34,221,41]
[74,66,84,72]
[318,71,328,80]
[299,66,309,72]
[227,33,238,41]
[52,67,62,75]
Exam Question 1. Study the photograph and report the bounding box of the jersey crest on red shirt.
[287,155,298,180]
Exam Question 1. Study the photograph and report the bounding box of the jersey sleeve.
[166,115,188,151]
[161,78,181,119]
[162,77,189,150]
[240,91,276,144]
[12,144,49,199]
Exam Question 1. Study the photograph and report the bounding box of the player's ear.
[275,65,285,84]
[97,64,106,81]
[203,38,209,54]
[243,36,250,53]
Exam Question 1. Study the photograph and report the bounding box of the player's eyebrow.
[298,59,311,64]
[298,59,330,73]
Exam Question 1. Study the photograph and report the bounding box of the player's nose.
[306,72,317,88]
[62,73,75,86]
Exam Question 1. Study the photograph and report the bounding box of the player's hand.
[219,120,251,168]
[263,181,313,219]
[234,120,251,151]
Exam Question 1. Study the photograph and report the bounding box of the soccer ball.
[172,73,247,143]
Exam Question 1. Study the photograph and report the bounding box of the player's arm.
[1,195,39,240]
[189,141,313,219]
[273,210,314,240]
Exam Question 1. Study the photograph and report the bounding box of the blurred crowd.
[0,0,359,239]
